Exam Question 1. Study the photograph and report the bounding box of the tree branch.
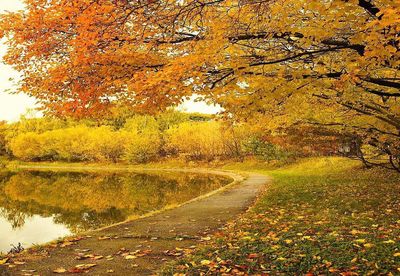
[358,0,382,18]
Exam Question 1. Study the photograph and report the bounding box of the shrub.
[9,126,129,162]
[88,127,128,162]
[123,116,161,163]
[124,131,161,163]
[166,121,225,160]
[220,124,252,159]
[243,136,292,161]
[9,132,46,161]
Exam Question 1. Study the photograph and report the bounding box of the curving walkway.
[1,170,269,276]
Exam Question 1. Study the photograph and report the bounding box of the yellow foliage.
[166,121,226,160]
[9,132,45,161]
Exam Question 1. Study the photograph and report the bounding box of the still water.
[0,170,231,253]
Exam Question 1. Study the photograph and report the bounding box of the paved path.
[1,171,269,276]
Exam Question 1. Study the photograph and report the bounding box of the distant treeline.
[0,111,296,163]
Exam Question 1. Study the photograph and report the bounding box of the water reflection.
[0,170,230,253]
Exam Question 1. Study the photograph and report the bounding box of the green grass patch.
[164,157,400,275]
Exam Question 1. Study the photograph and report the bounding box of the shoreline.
[1,168,269,275]
[0,167,244,257]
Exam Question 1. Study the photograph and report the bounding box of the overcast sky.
[0,0,220,122]
[0,0,38,122]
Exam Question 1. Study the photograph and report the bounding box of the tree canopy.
[0,0,399,170]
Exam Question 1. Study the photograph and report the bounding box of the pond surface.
[0,170,231,254]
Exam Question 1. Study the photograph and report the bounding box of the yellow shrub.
[124,131,161,163]
[48,126,94,161]
[9,132,45,161]
[88,127,129,162]
[7,116,254,163]
[166,121,225,160]
[9,126,129,162]
[122,115,162,163]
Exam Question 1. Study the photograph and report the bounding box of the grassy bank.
[3,157,289,172]
[165,157,400,275]
[3,159,214,171]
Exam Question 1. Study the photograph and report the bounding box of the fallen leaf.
[75,264,97,269]
[383,240,395,244]
[75,249,91,253]
[60,241,74,247]
[68,268,87,273]
[53,267,67,273]
[14,261,26,265]
[354,239,366,244]
[70,237,84,242]
[76,254,103,261]
[0,258,9,265]
[350,229,360,235]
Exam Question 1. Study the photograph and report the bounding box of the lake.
[0,170,231,254]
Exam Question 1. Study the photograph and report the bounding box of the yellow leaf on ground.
[363,243,374,248]
[60,241,74,247]
[0,258,9,265]
[383,240,395,244]
[75,264,97,269]
[53,268,67,273]
[200,260,211,265]
[354,239,366,243]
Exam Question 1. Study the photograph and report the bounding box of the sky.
[0,0,220,122]
[0,41,38,122]
[0,0,38,122]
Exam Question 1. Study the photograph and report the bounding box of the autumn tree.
[0,0,399,170]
